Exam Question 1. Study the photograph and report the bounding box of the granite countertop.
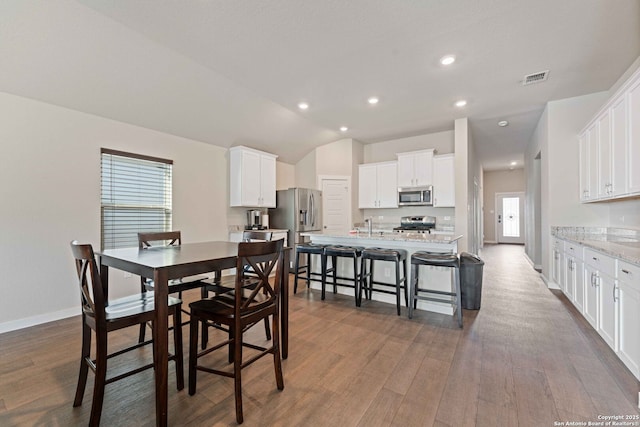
[302,231,463,244]
[552,227,640,266]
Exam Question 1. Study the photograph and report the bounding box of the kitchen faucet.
[364,217,373,236]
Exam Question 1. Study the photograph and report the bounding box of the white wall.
[0,92,229,332]
[483,169,526,243]
[363,131,454,163]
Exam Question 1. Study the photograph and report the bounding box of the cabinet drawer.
[563,241,583,259]
[618,260,640,290]
[584,248,616,277]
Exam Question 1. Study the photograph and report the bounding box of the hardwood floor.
[0,244,638,426]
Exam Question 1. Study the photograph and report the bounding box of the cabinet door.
[551,243,562,287]
[240,150,262,206]
[259,155,277,207]
[572,258,584,312]
[397,155,414,187]
[618,280,640,378]
[587,124,599,200]
[597,111,611,198]
[583,264,599,329]
[611,95,628,197]
[414,151,434,186]
[358,164,378,208]
[564,257,575,300]
[376,163,398,208]
[597,273,617,350]
[433,155,455,207]
[628,78,640,194]
[579,133,590,202]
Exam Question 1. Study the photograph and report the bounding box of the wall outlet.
[444,216,451,220]
[378,215,384,220]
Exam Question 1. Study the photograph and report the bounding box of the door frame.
[317,175,352,233]
[495,191,525,244]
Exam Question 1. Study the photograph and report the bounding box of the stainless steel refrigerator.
[269,188,322,246]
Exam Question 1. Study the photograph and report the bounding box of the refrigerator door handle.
[310,193,315,227]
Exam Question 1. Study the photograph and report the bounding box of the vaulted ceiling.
[1,0,639,169]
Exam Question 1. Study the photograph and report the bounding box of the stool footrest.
[415,288,455,297]
[413,295,457,305]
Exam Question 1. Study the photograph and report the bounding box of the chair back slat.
[235,239,284,313]
[70,241,106,322]
[138,231,182,249]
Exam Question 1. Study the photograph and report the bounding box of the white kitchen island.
[301,231,463,315]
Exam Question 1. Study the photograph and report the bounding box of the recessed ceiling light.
[298,102,309,110]
[510,161,517,166]
[340,126,348,132]
[368,97,379,105]
[498,120,509,127]
[440,55,456,66]
[455,100,467,107]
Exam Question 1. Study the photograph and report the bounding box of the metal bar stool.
[359,247,408,315]
[294,243,333,293]
[323,245,364,305]
[409,251,462,327]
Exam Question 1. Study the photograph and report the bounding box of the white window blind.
[101,149,173,250]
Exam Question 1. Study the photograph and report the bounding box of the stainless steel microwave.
[397,186,433,206]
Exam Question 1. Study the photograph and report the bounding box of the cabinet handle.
[621,269,630,275]
[613,284,618,302]
[592,257,598,261]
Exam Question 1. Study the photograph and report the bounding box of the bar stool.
[294,243,333,293]
[323,245,364,305]
[409,251,462,328]
[359,247,408,315]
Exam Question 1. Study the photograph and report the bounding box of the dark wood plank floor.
[0,244,638,426]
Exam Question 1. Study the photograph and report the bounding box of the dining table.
[97,241,290,427]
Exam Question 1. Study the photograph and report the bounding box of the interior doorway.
[496,192,525,244]
[318,175,351,234]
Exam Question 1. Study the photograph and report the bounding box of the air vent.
[522,70,549,86]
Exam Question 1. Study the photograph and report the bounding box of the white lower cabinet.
[583,263,599,329]
[597,272,617,350]
[551,238,564,290]
[617,261,640,378]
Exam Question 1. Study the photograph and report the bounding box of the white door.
[496,192,524,244]
[320,177,351,234]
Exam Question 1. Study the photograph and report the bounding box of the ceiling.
[1,1,639,169]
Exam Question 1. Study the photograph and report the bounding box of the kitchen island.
[301,231,463,315]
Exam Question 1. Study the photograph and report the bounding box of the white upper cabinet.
[229,146,278,207]
[396,149,434,187]
[433,154,455,207]
[579,66,640,202]
[358,161,398,209]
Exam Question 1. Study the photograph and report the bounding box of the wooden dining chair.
[137,231,214,343]
[188,239,285,424]
[70,241,184,427]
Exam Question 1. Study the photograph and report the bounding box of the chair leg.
[408,263,417,319]
[321,253,327,300]
[233,322,244,424]
[358,257,365,307]
[395,260,401,316]
[403,259,409,308]
[307,253,313,289]
[263,316,272,341]
[73,319,91,407]
[332,256,338,294]
[352,256,359,306]
[188,313,199,396]
[201,286,209,350]
[173,307,184,390]
[368,259,374,300]
[454,267,463,328]
[89,329,108,427]
[293,251,301,294]
[138,283,148,344]
[272,312,284,391]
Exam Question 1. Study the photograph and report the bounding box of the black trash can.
[460,252,484,310]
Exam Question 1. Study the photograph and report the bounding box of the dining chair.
[137,231,214,343]
[188,239,285,424]
[70,241,184,427]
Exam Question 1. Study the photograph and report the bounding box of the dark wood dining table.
[97,241,290,427]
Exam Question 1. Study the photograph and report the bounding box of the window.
[101,148,173,249]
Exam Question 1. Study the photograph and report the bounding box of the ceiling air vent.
[522,70,549,86]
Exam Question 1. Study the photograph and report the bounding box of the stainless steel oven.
[397,186,433,206]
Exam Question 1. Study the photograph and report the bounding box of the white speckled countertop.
[552,227,640,266]
[301,231,463,244]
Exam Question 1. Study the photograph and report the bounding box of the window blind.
[101,149,173,250]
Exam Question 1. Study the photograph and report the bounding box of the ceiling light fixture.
[340,126,348,132]
[368,97,379,105]
[498,120,509,127]
[455,100,467,107]
[298,102,309,110]
[440,55,456,66]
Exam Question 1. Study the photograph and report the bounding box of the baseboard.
[523,252,542,271]
[541,273,560,290]
[484,240,497,244]
[0,306,79,334]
